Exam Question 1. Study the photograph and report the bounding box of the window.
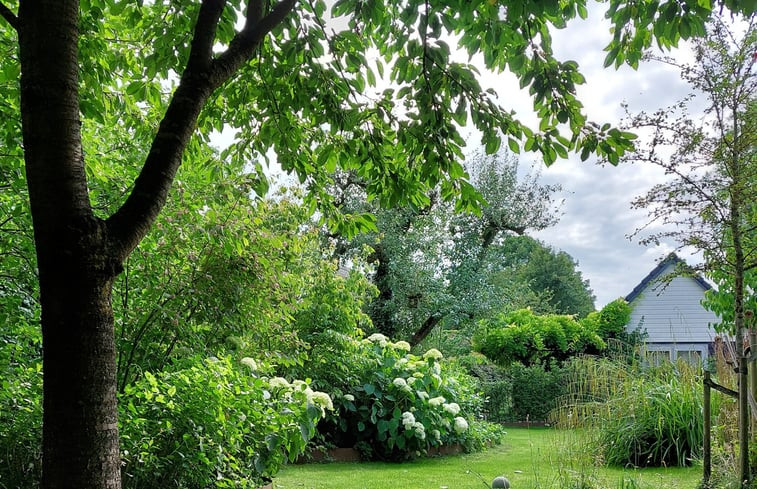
[676,350,702,365]
[647,350,671,367]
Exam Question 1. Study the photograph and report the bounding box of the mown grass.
[273,427,702,489]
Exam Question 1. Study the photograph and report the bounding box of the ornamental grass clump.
[553,356,703,468]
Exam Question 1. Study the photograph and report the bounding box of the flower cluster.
[401,411,426,440]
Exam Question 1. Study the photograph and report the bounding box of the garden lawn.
[273,427,702,489]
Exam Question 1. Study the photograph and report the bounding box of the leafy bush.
[455,353,513,423]
[590,298,632,341]
[0,362,42,489]
[120,356,329,488]
[473,309,604,367]
[508,362,567,422]
[314,334,504,461]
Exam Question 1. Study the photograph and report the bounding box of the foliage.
[312,334,502,461]
[329,152,563,342]
[120,356,330,488]
[555,357,704,468]
[587,298,634,341]
[0,355,331,489]
[114,177,379,389]
[493,235,597,318]
[473,309,605,367]
[456,354,514,423]
[0,361,42,489]
[507,362,569,423]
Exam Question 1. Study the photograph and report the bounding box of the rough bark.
[17,2,122,488]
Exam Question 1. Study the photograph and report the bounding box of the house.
[624,253,719,364]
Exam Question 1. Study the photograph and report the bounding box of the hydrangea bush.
[314,333,504,461]
[120,356,330,488]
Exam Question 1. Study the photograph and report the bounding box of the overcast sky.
[479,6,705,308]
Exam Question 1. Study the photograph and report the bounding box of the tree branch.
[108,0,297,259]
[0,2,18,30]
[186,0,227,73]
[211,0,297,83]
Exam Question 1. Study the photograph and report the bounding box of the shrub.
[0,362,42,489]
[473,309,604,367]
[120,356,329,488]
[508,362,567,422]
[314,334,504,460]
[593,298,632,341]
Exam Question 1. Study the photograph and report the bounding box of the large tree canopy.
[329,152,563,342]
[0,0,753,488]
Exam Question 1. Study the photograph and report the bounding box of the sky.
[475,6,706,308]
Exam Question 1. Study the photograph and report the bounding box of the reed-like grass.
[552,356,705,468]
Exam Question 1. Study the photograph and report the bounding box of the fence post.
[704,370,711,486]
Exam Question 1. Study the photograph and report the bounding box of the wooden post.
[704,370,711,486]
[737,332,750,487]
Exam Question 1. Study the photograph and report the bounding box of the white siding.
[626,263,719,343]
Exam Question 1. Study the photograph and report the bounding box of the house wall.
[626,263,719,344]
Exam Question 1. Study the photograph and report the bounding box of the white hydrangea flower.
[367,333,388,346]
[407,376,417,386]
[432,363,442,375]
[396,357,409,366]
[454,417,469,433]
[413,422,426,439]
[431,429,441,440]
[240,357,258,371]
[393,377,408,388]
[393,340,411,352]
[429,396,446,407]
[268,377,290,389]
[401,411,416,428]
[310,391,334,411]
[291,379,308,391]
[417,391,429,400]
[423,348,443,361]
[443,403,461,415]
[344,394,355,401]
[412,371,424,378]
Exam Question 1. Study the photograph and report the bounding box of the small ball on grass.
[492,475,510,489]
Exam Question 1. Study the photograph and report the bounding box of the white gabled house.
[624,253,719,364]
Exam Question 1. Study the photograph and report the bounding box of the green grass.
[273,428,702,489]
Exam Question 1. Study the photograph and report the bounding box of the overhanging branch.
[108,0,297,258]
[211,0,297,83]
[0,2,18,30]
[186,0,228,72]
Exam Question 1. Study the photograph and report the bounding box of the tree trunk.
[40,233,122,489]
[18,2,122,487]
[13,1,297,487]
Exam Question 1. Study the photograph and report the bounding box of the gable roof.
[625,253,712,303]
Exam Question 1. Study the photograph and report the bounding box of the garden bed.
[298,444,464,463]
